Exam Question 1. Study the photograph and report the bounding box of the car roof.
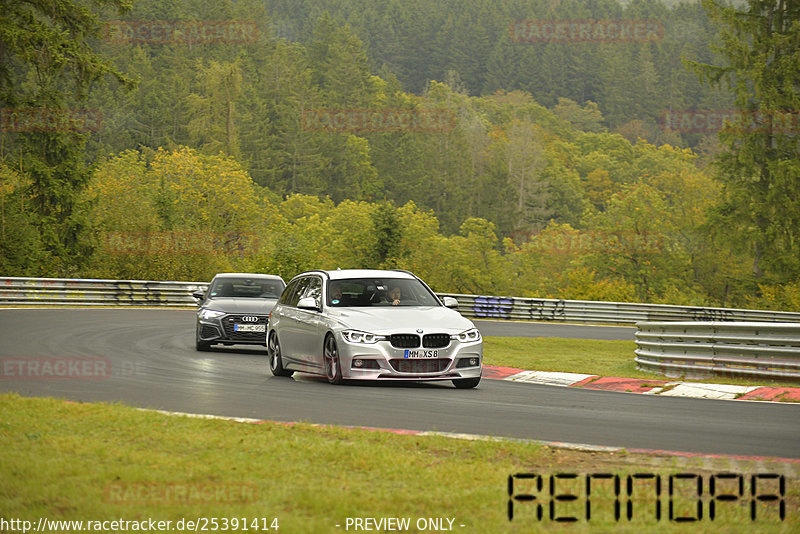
[211,273,284,282]
[304,269,416,281]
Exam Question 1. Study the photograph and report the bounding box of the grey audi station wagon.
[267,269,483,388]
[194,273,285,351]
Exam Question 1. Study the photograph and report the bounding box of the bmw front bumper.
[335,334,482,381]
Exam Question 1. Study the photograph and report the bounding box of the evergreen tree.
[687,0,800,284]
[0,0,134,273]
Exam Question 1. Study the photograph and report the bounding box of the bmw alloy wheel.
[324,335,343,385]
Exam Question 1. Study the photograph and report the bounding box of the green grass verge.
[483,337,800,389]
[1,393,797,533]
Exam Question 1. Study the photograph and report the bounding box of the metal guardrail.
[438,293,800,325]
[2,277,800,326]
[634,322,800,381]
[0,277,208,307]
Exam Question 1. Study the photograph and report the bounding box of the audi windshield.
[207,277,284,299]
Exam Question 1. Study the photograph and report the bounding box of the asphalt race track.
[1,308,798,459]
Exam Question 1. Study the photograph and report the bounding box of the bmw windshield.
[327,278,440,307]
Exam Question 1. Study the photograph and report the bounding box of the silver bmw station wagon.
[267,269,482,388]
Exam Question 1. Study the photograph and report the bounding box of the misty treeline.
[1,0,798,311]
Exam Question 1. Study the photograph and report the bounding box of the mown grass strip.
[0,393,797,533]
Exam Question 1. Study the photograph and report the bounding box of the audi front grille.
[222,315,267,341]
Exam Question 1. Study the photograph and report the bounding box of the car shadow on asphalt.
[290,373,456,389]
[197,345,268,356]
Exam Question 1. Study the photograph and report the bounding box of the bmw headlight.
[453,328,481,342]
[199,309,225,320]
[342,330,385,344]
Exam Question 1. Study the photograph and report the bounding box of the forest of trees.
[1,0,798,311]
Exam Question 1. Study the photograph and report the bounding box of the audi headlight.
[342,330,385,344]
[199,309,225,320]
[453,328,481,342]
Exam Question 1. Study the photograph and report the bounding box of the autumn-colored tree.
[84,147,270,280]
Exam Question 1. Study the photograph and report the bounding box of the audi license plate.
[404,349,438,359]
[234,324,265,332]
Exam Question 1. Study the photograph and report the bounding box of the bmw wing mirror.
[442,296,459,309]
[297,297,321,312]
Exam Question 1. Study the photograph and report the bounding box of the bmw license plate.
[404,349,438,359]
[234,324,265,332]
